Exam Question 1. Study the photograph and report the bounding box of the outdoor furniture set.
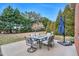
[25,33,54,53]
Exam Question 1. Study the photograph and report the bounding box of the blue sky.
[0,3,67,21]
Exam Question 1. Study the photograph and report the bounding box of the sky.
[0,3,67,21]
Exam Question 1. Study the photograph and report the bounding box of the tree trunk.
[10,28,12,33]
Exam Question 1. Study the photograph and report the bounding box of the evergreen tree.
[0,5,55,33]
[55,4,74,36]
[1,5,14,33]
[63,5,74,36]
[2,5,14,22]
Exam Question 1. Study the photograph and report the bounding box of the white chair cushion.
[42,40,48,44]
[33,41,37,44]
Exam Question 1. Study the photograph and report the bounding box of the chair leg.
[48,44,53,50]
[39,41,42,49]
[27,43,37,53]
[50,44,53,47]
[27,46,37,53]
[48,45,50,51]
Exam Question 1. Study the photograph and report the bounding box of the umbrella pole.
[63,33,65,43]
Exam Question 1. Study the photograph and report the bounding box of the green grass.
[0,33,27,45]
[0,32,74,45]
[0,32,45,45]
[54,35,74,41]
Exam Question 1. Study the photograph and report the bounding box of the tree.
[55,4,74,36]
[25,11,41,22]
[0,5,54,33]
[49,22,55,32]
[2,5,14,22]
[1,5,14,33]
[41,17,50,29]
[14,8,22,24]
[63,5,74,36]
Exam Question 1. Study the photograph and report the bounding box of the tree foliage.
[55,4,74,36]
[0,5,53,33]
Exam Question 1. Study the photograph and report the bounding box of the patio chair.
[25,37,37,53]
[42,36,54,50]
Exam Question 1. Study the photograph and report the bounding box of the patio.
[1,40,77,56]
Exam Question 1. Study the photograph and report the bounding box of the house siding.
[75,3,79,56]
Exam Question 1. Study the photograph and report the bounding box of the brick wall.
[75,3,79,56]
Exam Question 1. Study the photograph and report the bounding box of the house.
[70,3,79,56]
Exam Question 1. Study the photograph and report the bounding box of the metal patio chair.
[42,35,54,50]
[25,37,37,53]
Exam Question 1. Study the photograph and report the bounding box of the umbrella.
[58,16,72,46]
[58,16,65,42]
[58,16,65,35]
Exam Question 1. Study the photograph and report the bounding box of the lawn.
[0,32,45,45]
[55,35,73,41]
[0,33,26,45]
[0,32,74,45]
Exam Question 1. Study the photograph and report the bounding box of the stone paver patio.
[1,40,78,56]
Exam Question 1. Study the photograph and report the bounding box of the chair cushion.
[42,40,48,44]
[33,41,37,44]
